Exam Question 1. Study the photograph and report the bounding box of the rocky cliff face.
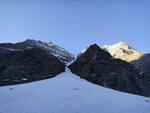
[68,44,150,97]
[0,40,70,86]
[0,39,74,63]
[0,47,65,86]
[131,54,150,82]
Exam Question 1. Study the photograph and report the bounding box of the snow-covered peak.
[115,41,130,47]
[103,41,136,54]
[79,42,143,62]
[102,42,143,62]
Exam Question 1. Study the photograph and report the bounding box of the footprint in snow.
[73,88,80,90]
[9,88,14,90]
[144,99,150,103]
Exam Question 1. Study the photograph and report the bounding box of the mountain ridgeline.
[0,40,149,97]
[0,39,74,63]
[0,39,74,85]
[102,42,150,83]
[102,42,144,62]
[80,42,150,83]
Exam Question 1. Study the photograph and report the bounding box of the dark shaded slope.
[0,39,74,63]
[68,44,150,97]
[0,47,65,86]
[131,54,150,82]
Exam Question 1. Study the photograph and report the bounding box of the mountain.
[79,42,143,62]
[0,47,65,86]
[102,42,144,62]
[0,39,76,86]
[102,42,150,82]
[80,42,149,81]
[0,41,150,113]
[0,69,150,113]
[0,39,75,63]
[68,44,150,97]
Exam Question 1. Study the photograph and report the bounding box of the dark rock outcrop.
[0,39,74,63]
[131,54,150,82]
[0,47,65,86]
[68,44,150,97]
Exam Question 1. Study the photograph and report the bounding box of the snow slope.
[0,69,150,113]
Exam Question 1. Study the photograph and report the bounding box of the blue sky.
[0,0,150,54]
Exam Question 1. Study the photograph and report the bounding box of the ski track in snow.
[0,69,150,113]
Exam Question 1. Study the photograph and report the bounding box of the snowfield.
[0,69,150,113]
